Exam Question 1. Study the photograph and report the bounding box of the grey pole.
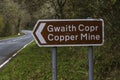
[52,47,57,80]
[88,46,94,80]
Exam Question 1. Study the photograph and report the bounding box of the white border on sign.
[33,19,104,47]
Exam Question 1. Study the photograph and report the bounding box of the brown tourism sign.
[33,19,104,47]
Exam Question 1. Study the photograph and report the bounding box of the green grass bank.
[0,42,89,80]
[0,33,24,40]
[0,41,119,80]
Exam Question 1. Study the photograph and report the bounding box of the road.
[0,30,34,67]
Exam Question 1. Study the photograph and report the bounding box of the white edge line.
[0,40,34,69]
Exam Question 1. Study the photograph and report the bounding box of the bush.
[0,15,5,36]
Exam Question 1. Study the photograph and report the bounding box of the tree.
[23,0,47,27]
[0,15,5,36]
[0,0,31,36]
[0,0,20,35]
[49,0,66,19]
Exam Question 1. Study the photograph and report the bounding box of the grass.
[0,42,89,80]
[0,41,119,80]
[0,33,24,40]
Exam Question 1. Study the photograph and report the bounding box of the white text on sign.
[47,24,100,42]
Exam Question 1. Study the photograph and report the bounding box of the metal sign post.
[52,47,57,80]
[88,46,94,80]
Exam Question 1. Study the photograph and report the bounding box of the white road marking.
[0,40,34,69]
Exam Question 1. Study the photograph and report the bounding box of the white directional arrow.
[36,23,46,44]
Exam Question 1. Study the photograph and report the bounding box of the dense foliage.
[0,0,119,35]
[0,0,120,79]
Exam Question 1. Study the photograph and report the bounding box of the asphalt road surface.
[0,30,34,66]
